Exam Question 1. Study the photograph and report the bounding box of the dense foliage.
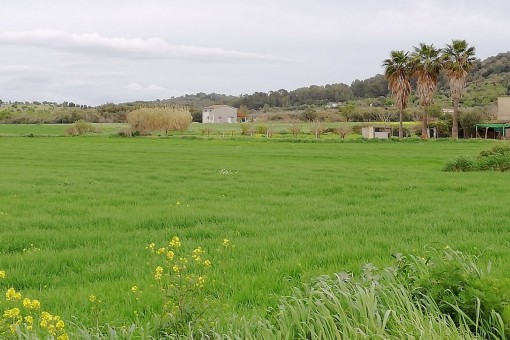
[443,144,510,171]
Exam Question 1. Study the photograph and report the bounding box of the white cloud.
[0,30,302,63]
[126,83,143,91]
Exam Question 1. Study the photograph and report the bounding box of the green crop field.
[1,135,510,336]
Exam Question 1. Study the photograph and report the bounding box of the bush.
[127,107,192,135]
[443,144,510,172]
[336,126,352,138]
[288,124,301,137]
[255,125,268,135]
[394,247,509,337]
[65,120,97,136]
[351,125,363,135]
[442,156,476,172]
[429,120,452,138]
[301,107,318,122]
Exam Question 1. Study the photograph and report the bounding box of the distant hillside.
[134,52,510,112]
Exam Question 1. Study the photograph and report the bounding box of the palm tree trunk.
[399,110,403,138]
[421,108,428,139]
[452,98,460,139]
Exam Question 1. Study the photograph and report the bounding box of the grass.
[1,134,510,334]
[0,121,416,139]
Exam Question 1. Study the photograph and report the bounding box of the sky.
[1,0,509,106]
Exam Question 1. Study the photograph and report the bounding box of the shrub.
[310,120,323,139]
[442,156,476,172]
[200,127,213,137]
[288,124,301,137]
[255,125,268,135]
[336,126,352,138]
[322,127,336,134]
[127,107,192,134]
[351,125,363,134]
[301,107,318,122]
[394,247,509,338]
[429,120,452,138]
[443,144,510,172]
[478,144,510,157]
[65,120,96,136]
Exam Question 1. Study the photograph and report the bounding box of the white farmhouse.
[202,105,237,123]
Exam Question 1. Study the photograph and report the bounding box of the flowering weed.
[142,236,213,334]
[0,271,69,339]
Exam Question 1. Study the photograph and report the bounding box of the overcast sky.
[1,0,509,106]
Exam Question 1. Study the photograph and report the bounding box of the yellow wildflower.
[24,315,33,324]
[166,250,175,260]
[192,247,204,263]
[31,299,41,310]
[196,276,206,288]
[23,298,32,308]
[203,259,212,268]
[88,295,97,303]
[0,270,5,279]
[48,324,56,335]
[3,307,20,318]
[131,286,139,293]
[56,319,65,329]
[222,239,230,247]
[58,334,70,340]
[154,266,163,280]
[6,287,22,300]
[172,264,180,273]
[147,243,156,252]
[169,236,181,249]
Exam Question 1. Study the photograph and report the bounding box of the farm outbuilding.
[475,123,510,139]
[202,105,238,123]
[362,126,390,139]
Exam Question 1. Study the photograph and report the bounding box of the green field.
[0,121,417,139]
[1,135,509,335]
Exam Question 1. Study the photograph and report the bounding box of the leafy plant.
[394,246,509,338]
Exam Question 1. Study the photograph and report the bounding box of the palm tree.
[442,40,476,139]
[411,43,442,139]
[382,50,412,138]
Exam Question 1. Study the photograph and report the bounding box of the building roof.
[476,123,510,128]
[203,105,235,109]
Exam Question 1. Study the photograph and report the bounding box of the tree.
[383,50,413,138]
[442,40,476,139]
[459,109,483,138]
[412,43,442,139]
